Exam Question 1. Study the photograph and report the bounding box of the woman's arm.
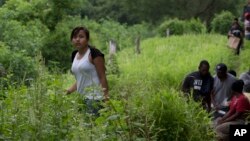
[93,56,109,100]
[67,82,77,94]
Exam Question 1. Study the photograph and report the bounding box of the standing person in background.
[242,0,250,40]
[228,18,244,55]
[66,26,109,115]
[181,60,214,112]
[212,63,237,119]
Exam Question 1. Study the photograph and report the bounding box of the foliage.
[158,18,206,36]
[0,66,88,140]
[238,40,250,74]
[158,19,186,36]
[187,18,207,34]
[211,11,235,34]
[0,20,49,56]
[69,0,245,25]
[0,43,39,86]
[152,90,214,141]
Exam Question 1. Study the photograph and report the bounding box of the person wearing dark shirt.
[182,60,214,111]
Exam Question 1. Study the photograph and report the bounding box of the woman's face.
[71,30,88,49]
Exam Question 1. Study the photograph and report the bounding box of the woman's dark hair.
[70,26,89,41]
[199,60,210,69]
[231,80,244,93]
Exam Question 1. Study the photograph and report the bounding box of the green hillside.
[116,34,238,89]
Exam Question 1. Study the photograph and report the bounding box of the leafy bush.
[0,71,89,140]
[0,43,38,86]
[41,18,74,71]
[211,11,235,34]
[158,18,186,36]
[187,18,207,34]
[158,18,206,36]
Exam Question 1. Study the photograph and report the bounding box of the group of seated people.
[181,60,250,141]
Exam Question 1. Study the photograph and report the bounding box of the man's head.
[231,80,244,94]
[198,60,210,77]
[216,63,228,80]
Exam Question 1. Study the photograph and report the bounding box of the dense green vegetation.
[1,0,250,140]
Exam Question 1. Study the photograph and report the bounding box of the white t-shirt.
[213,74,237,108]
[71,48,102,100]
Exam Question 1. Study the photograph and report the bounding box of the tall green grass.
[117,34,237,89]
[238,40,250,74]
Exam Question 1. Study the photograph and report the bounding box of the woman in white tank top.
[66,27,109,114]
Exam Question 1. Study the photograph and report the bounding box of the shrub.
[158,18,186,36]
[211,11,235,34]
[187,18,207,34]
[0,18,49,57]
[158,18,206,36]
[0,43,38,86]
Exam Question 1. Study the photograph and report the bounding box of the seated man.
[215,80,250,141]
[181,60,214,111]
[212,63,237,119]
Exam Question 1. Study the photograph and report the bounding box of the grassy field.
[117,34,238,88]
[1,34,250,141]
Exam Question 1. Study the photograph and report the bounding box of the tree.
[82,0,248,26]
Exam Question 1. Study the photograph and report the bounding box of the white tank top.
[71,48,102,100]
